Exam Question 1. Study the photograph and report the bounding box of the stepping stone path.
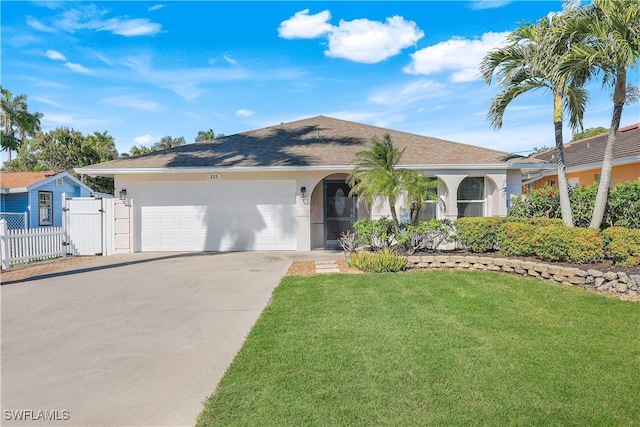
[315,260,340,274]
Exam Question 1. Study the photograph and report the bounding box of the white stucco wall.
[113,167,522,252]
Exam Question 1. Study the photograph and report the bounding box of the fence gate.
[63,196,113,256]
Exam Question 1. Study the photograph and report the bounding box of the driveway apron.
[1,251,320,426]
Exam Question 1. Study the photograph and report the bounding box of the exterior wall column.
[438,174,466,220]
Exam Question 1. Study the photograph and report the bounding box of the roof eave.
[76,162,545,177]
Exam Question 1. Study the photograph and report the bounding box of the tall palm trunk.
[388,196,401,234]
[553,94,573,227]
[590,73,626,229]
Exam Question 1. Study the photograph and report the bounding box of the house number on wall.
[208,174,221,180]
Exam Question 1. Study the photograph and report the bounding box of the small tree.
[401,170,442,225]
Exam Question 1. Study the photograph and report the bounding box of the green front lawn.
[197,271,640,426]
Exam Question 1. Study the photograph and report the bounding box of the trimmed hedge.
[601,227,640,267]
[455,217,504,253]
[458,217,607,264]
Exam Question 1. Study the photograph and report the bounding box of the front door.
[324,180,357,249]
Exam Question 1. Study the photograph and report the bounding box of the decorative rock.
[417,262,431,268]
[521,261,535,270]
[444,262,457,268]
[594,277,606,287]
[548,265,564,276]
[534,263,549,273]
[630,275,640,286]
[507,259,521,268]
[435,255,449,263]
[421,256,436,263]
[450,256,465,263]
[431,262,443,268]
[515,267,526,275]
[492,258,509,266]
[541,271,551,279]
[487,265,501,271]
[615,282,628,293]
[502,266,514,273]
[528,270,540,277]
[617,272,629,283]
[629,290,638,296]
[585,276,595,284]
[603,272,617,281]
[608,280,618,291]
[588,269,603,278]
[408,256,421,263]
[561,267,580,277]
[553,275,565,282]
[465,256,480,264]
[569,276,586,285]
[575,269,588,278]
[597,282,609,291]
[458,262,471,269]
[473,263,487,270]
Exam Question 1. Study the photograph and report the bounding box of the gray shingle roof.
[81,116,541,170]
[533,124,640,167]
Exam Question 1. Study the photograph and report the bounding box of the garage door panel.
[139,181,296,251]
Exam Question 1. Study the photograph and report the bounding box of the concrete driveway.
[1,251,338,426]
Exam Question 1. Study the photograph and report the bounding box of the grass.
[197,271,640,426]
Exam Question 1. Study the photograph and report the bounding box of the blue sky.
[2,0,639,162]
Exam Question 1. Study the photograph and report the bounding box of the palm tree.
[347,134,405,234]
[0,86,42,161]
[562,0,640,229]
[401,171,442,224]
[157,136,186,150]
[480,16,590,227]
[195,129,215,142]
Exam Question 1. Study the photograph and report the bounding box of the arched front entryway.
[309,173,366,249]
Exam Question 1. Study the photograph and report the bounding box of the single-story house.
[77,116,549,252]
[524,123,640,189]
[0,171,95,229]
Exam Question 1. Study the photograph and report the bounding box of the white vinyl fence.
[0,193,114,270]
[0,219,66,269]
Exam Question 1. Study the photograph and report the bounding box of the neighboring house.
[524,123,640,189]
[77,116,549,252]
[0,171,95,229]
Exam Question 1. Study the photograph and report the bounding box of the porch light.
[300,186,306,198]
[119,189,127,200]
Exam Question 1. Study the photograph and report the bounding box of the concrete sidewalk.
[1,251,339,426]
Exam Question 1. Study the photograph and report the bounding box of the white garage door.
[138,181,297,251]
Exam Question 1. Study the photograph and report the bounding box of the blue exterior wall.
[26,179,83,228]
[1,177,91,229]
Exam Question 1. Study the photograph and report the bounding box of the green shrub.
[565,228,604,264]
[353,218,396,249]
[509,186,560,219]
[532,225,569,262]
[601,227,640,267]
[605,180,640,229]
[569,182,598,228]
[510,179,640,229]
[498,222,536,257]
[347,248,407,272]
[455,217,505,253]
[531,225,604,263]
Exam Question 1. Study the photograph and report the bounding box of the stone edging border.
[405,255,639,297]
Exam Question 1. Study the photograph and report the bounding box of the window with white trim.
[457,177,485,218]
[39,191,53,226]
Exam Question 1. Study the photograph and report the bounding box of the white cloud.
[45,5,162,37]
[368,79,446,106]
[97,18,161,36]
[404,32,509,82]
[278,9,332,39]
[133,134,160,145]
[236,109,254,117]
[278,10,423,63]
[470,1,512,10]
[64,62,91,74]
[223,54,240,67]
[26,16,56,32]
[45,49,67,61]
[326,16,424,64]
[148,4,165,12]
[31,96,64,108]
[102,95,163,111]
